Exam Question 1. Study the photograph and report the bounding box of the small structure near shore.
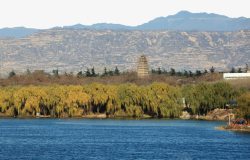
[223,64,250,80]
[223,73,250,80]
[137,55,149,78]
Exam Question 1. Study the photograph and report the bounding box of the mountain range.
[0,11,250,76]
[0,29,250,75]
[1,11,250,38]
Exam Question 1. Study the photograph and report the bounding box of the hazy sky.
[0,0,250,29]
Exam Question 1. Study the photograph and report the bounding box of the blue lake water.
[0,119,249,160]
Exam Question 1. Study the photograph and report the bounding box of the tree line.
[0,82,248,119]
[151,64,249,77]
[8,66,121,79]
[6,63,249,79]
[151,67,211,77]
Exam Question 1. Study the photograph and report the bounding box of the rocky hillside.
[0,29,250,75]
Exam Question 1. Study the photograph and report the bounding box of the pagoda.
[137,55,149,78]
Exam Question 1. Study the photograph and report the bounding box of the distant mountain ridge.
[1,11,250,38]
[137,11,250,31]
[0,27,39,38]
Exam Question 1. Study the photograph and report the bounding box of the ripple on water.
[0,119,249,160]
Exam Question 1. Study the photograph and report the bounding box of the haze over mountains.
[0,11,250,76]
[1,11,250,38]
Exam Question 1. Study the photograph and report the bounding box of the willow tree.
[83,83,111,114]
[0,87,15,116]
[212,82,237,108]
[182,85,199,114]
[105,85,120,116]
[143,83,182,118]
[236,92,250,119]
[13,86,48,116]
[117,83,143,117]
[63,86,90,117]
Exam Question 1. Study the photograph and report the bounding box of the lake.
[0,119,249,160]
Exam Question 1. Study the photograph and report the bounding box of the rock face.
[204,109,234,121]
[180,111,191,119]
[0,29,250,76]
[181,109,234,121]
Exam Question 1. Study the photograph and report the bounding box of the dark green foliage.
[195,70,202,76]
[170,68,175,76]
[108,70,114,76]
[245,64,249,73]
[103,67,108,76]
[114,66,120,75]
[91,67,96,77]
[184,70,188,77]
[204,69,208,74]
[237,68,242,73]
[210,66,215,73]
[189,71,193,77]
[182,82,238,115]
[151,69,156,74]
[157,67,162,74]
[230,67,236,73]
[102,67,120,76]
[177,71,183,76]
[237,92,250,119]
[85,68,91,77]
[8,70,16,78]
[0,81,247,119]
[77,71,83,78]
[52,69,59,76]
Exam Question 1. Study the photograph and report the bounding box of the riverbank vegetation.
[0,82,249,119]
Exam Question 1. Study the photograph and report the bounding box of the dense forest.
[0,82,249,119]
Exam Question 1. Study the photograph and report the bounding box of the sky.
[0,0,250,29]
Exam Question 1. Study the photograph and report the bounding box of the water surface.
[0,119,249,160]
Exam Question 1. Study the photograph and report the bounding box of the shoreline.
[0,115,228,121]
[216,126,250,133]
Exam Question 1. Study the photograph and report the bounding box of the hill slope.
[0,29,249,75]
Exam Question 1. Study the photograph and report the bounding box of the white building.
[223,73,250,80]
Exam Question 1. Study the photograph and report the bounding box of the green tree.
[196,70,202,76]
[163,69,168,74]
[237,68,242,73]
[114,66,120,75]
[210,66,215,73]
[91,67,96,77]
[177,71,183,76]
[236,92,250,120]
[204,69,208,74]
[85,68,91,77]
[170,68,176,76]
[156,67,161,74]
[230,67,236,73]
[52,69,59,77]
[108,70,114,76]
[103,67,108,76]
[77,71,83,78]
[8,70,16,78]
[184,70,188,77]
[245,64,249,73]
[189,71,193,77]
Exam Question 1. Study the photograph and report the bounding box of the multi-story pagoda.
[137,55,149,78]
